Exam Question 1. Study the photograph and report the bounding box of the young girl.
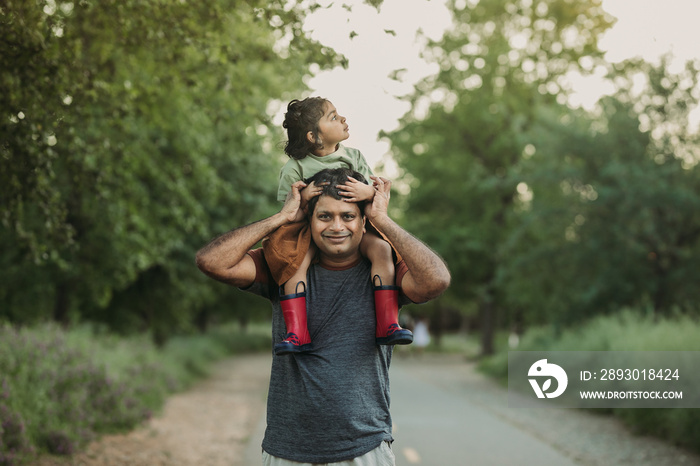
[262,97,413,355]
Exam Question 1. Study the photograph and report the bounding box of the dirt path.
[38,353,271,466]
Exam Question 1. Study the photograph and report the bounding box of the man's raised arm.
[195,181,307,288]
[366,177,451,303]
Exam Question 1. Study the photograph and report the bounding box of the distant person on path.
[265,97,413,356]
[195,167,450,464]
[413,317,431,356]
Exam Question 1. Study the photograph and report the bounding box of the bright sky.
[280,0,700,173]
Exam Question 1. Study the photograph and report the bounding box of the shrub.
[0,322,271,463]
[0,325,158,460]
[477,310,700,453]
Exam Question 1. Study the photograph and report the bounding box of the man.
[196,168,450,465]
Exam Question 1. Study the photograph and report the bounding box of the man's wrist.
[271,210,293,229]
[367,212,391,230]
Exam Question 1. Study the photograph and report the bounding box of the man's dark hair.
[305,168,368,218]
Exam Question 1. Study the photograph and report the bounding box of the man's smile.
[323,234,351,243]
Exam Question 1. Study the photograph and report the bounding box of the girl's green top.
[276,144,374,202]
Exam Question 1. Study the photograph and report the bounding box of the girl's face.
[310,102,349,152]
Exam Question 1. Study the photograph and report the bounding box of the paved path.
[389,354,577,465]
[386,353,699,466]
[244,352,700,466]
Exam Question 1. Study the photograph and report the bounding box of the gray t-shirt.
[243,249,410,463]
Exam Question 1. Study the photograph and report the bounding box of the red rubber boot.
[274,282,313,355]
[374,275,413,345]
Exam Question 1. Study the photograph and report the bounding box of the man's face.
[310,195,365,261]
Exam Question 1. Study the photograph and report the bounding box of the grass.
[476,309,700,454]
[0,322,270,464]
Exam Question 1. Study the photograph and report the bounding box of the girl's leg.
[361,232,413,345]
[361,231,395,287]
[275,243,316,355]
[283,241,314,295]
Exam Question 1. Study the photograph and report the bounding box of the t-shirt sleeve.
[394,260,413,306]
[353,151,374,182]
[277,162,302,202]
[239,248,274,299]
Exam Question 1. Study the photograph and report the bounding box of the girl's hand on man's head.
[300,180,329,206]
[337,176,376,202]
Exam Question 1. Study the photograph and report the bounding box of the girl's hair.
[283,97,328,160]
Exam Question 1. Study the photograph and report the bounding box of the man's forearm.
[370,214,450,301]
[195,212,287,278]
[197,179,305,285]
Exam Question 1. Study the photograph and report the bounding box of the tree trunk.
[480,299,496,356]
[238,315,249,333]
[196,309,209,333]
[53,282,70,326]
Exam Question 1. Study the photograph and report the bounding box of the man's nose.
[330,216,344,230]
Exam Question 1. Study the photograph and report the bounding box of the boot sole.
[376,330,414,346]
[274,342,313,355]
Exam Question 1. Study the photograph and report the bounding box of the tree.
[385,0,613,354]
[500,56,700,325]
[0,0,343,336]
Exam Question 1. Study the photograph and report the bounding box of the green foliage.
[477,311,700,453]
[385,0,614,353]
[0,324,166,460]
[499,58,700,326]
[386,0,700,356]
[0,1,341,334]
[506,310,700,352]
[0,323,271,462]
[161,323,273,379]
[614,408,700,454]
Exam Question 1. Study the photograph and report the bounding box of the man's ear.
[362,215,367,233]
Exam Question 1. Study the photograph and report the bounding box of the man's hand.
[338,176,376,202]
[196,182,307,287]
[280,180,307,223]
[365,176,391,221]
